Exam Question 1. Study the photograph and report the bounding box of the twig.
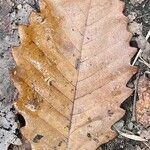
[146,30,150,40]
[131,71,140,122]
[132,30,150,66]
[114,128,148,142]
[143,142,150,149]
[145,71,150,75]
[132,49,142,66]
[139,57,150,69]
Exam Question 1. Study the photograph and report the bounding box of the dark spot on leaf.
[33,134,44,143]
[75,58,81,70]
[87,133,92,138]
[88,117,92,122]
[58,141,62,147]
[107,110,114,117]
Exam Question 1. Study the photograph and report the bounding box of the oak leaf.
[12,0,136,149]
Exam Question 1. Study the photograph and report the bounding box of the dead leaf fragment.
[12,0,136,149]
[137,75,150,128]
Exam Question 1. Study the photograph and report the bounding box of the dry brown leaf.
[137,75,150,128]
[12,0,136,149]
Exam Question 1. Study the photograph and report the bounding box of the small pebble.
[17,4,22,10]
[128,122,134,130]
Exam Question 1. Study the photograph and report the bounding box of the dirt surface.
[0,0,149,150]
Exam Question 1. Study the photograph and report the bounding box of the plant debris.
[136,75,150,128]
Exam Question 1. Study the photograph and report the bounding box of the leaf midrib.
[67,0,92,146]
